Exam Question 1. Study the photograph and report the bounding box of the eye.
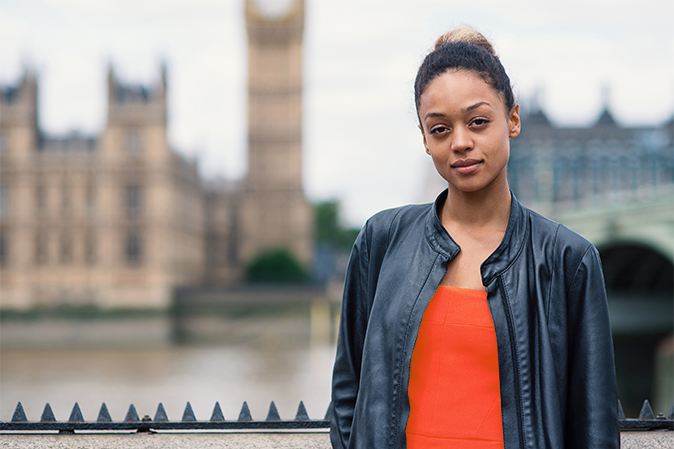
[471,117,490,127]
[430,125,449,135]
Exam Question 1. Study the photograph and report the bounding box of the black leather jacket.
[330,191,619,448]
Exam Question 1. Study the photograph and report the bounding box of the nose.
[450,127,473,153]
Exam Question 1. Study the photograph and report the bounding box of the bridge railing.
[2,399,673,433]
[3,400,329,433]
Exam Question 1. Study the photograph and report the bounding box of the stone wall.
[1,431,672,448]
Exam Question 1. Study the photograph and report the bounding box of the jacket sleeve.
[330,223,373,449]
[565,245,620,448]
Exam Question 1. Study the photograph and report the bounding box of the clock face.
[250,0,298,19]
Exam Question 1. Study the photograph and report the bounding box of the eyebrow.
[424,112,446,120]
[423,102,493,121]
[465,101,492,112]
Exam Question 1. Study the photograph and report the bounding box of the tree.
[245,247,308,284]
[314,201,360,252]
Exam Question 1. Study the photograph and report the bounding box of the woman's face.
[418,69,520,195]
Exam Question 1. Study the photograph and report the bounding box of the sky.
[1,0,673,226]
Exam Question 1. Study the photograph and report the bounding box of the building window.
[84,231,96,265]
[206,244,216,266]
[36,185,47,215]
[126,231,142,265]
[35,232,48,265]
[0,231,7,267]
[126,185,142,219]
[0,185,8,219]
[126,129,142,153]
[85,184,96,218]
[60,232,72,264]
[61,184,72,216]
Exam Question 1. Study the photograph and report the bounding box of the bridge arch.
[596,241,673,417]
[598,241,673,295]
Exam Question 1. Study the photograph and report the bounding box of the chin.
[451,172,507,194]
[445,177,485,191]
[448,184,485,194]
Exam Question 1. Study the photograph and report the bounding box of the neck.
[441,181,512,230]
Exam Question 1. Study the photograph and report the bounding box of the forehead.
[419,70,505,113]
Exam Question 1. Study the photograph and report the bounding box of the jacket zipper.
[499,276,527,448]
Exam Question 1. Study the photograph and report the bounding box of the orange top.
[406,286,504,448]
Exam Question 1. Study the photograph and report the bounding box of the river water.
[0,308,337,423]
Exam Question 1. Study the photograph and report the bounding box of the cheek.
[497,140,511,165]
[429,154,452,180]
[492,126,512,156]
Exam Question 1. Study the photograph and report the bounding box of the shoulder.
[525,207,593,253]
[523,206,602,284]
[362,202,431,242]
[344,203,432,288]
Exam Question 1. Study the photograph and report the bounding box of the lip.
[451,158,482,174]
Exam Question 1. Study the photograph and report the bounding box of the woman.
[330,28,619,448]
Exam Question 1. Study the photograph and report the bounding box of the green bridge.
[549,184,673,418]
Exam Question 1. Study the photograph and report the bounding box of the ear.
[508,104,521,138]
[419,124,430,154]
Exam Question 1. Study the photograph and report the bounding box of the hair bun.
[434,27,497,58]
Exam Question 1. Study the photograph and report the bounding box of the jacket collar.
[424,189,529,285]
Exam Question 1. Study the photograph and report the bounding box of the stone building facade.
[0,67,205,309]
[0,0,312,309]
[508,102,674,213]
[204,0,312,286]
[240,0,312,265]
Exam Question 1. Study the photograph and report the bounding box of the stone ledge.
[0,431,330,449]
[0,430,672,448]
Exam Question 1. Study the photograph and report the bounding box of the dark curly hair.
[414,28,515,121]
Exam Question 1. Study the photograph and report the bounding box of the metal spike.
[638,399,655,420]
[266,401,281,421]
[210,402,225,422]
[182,402,196,422]
[295,401,309,420]
[41,403,56,422]
[617,400,625,420]
[124,404,140,422]
[238,401,252,421]
[324,402,332,420]
[154,403,168,422]
[11,402,27,422]
[97,403,112,422]
[669,402,674,420]
[68,403,84,422]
